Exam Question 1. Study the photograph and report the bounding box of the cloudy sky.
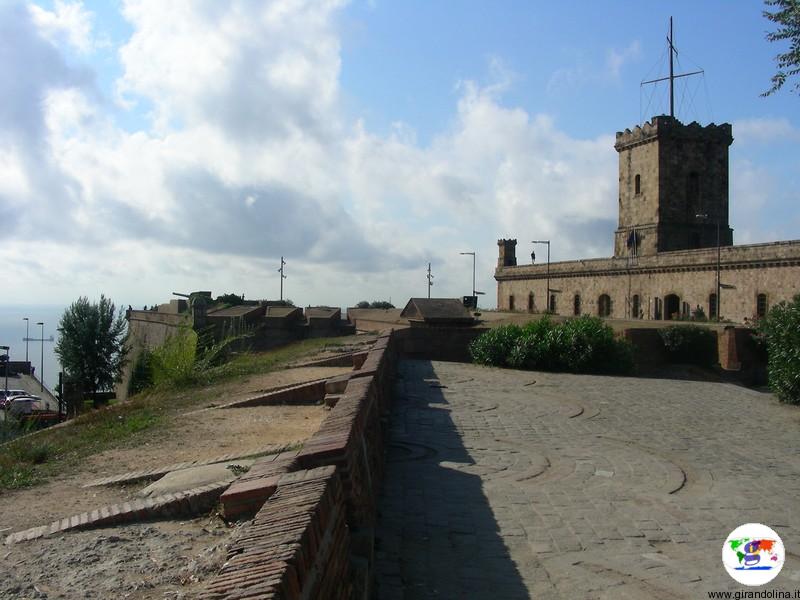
[1,0,798,313]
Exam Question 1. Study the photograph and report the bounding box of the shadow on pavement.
[374,360,531,600]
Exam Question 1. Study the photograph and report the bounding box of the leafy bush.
[149,327,199,388]
[131,327,251,393]
[756,294,800,404]
[469,324,523,367]
[658,325,718,367]
[471,317,633,374]
[214,293,245,306]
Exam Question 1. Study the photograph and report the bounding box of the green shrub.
[472,317,633,374]
[756,294,800,404]
[149,327,199,388]
[469,324,523,366]
[658,325,718,367]
[507,318,556,369]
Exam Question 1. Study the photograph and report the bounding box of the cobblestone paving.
[374,360,800,599]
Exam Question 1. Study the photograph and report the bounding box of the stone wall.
[614,117,733,257]
[496,240,800,323]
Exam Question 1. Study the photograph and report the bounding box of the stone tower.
[613,115,734,257]
[497,239,517,267]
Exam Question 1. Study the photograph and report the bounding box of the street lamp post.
[531,240,551,312]
[696,214,721,319]
[23,317,29,363]
[459,252,477,306]
[0,345,9,400]
[36,322,44,392]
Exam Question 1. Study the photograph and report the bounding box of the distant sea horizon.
[0,304,68,393]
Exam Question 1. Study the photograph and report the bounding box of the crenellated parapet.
[497,238,518,268]
[615,115,732,151]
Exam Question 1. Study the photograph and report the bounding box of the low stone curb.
[82,442,298,488]
[5,480,232,545]
[289,350,369,369]
[217,379,327,409]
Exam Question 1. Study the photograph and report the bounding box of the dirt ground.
[0,363,354,599]
[1,518,233,599]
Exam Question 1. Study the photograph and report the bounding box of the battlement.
[497,238,517,268]
[615,116,732,151]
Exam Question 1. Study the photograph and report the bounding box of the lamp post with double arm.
[459,252,477,308]
[23,317,29,363]
[1,345,9,401]
[36,322,44,392]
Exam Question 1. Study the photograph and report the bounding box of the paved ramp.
[374,360,800,599]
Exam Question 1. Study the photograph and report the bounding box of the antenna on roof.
[641,17,703,119]
[427,262,434,298]
[278,256,287,301]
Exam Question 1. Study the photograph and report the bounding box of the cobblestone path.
[374,360,800,599]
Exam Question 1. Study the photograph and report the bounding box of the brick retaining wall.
[206,332,396,599]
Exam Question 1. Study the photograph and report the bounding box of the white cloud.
[606,40,641,79]
[1,0,622,310]
[28,0,98,54]
[733,117,800,146]
[548,40,641,95]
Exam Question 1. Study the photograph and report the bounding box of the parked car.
[7,395,44,416]
[0,389,29,408]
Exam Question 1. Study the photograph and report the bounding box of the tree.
[355,300,395,309]
[214,293,244,306]
[55,296,129,408]
[762,0,800,96]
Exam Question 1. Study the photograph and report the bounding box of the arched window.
[549,294,556,313]
[598,294,611,318]
[509,295,515,311]
[528,292,534,312]
[654,297,663,320]
[632,294,640,319]
[709,293,718,319]
[573,294,581,316]
[756,293,768,318]
[634,174,641,195]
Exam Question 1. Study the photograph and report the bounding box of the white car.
[7,395,45,416]
[0,389,29,408]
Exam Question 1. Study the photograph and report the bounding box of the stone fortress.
[495,115,800,323]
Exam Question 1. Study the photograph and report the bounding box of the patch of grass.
[0,407,164,492]
[0,336,352,493]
